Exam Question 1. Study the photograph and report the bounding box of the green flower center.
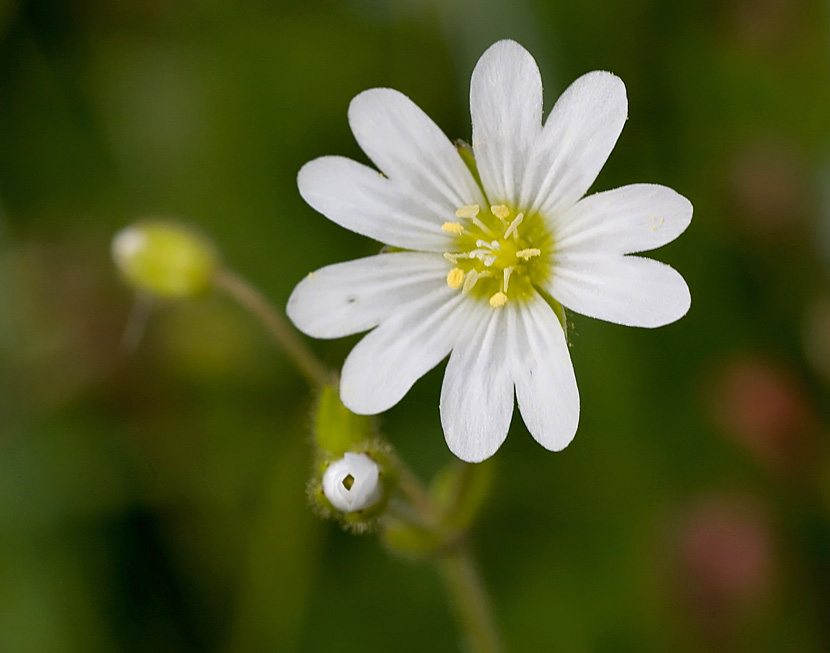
[443,203,553,307]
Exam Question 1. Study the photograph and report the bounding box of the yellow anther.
[516,248,541,260]
[455,204,480,219]
[489,292,508,308]
[446,267,465,289]
[442,221,465,234]
[491,205,510,220]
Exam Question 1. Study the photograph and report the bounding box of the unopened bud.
[322,452,383,513]
[112,221,217,298]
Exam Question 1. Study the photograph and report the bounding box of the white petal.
[511,295,580,451]
[440,303,514,462]
[470,40,543,206]
[298,156,459,252]
[348,88,485,213]
[547,254,691,328]
[287,252,446,339]
[521,71,627,217]
[340,286,470,414]
[555,184,693,255]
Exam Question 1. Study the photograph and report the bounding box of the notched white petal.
[555,184,693,255]
[511,296,580,452]
[340,287,468,415]
[298,156,456,252]
[348,88,484,211]
[548,254,691,328]
[522,70,628,218]
[471,39,544,206]
[440,304,513,462]
[286,252,448,339]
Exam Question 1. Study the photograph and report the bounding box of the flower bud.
[322,452,383,513]
[112,221,217,298]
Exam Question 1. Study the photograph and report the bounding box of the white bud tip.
[322,452,383,513]
[112,227,147,265]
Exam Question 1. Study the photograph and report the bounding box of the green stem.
[439,543,503,653]
[213,267,333,388]
[214,268,501,650]
[394,461,502,652]
[396,463,439,525]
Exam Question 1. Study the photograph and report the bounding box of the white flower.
[322,452,383,513]
[288,40,692,463]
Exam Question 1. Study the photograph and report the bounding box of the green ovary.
[443,203,553,307]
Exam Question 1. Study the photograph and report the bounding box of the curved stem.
[396,464,439,525]
[439,543,503,653]
[214,268,501,650]
[213,267,332,388]
[393,461,502,652]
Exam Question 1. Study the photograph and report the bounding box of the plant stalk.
[213,267,332,388]
[439,542,503,653]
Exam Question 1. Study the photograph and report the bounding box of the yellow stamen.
[491,205,510,220]
[516,248,541,260]
[442,221,465,234]
[462,269,480,294]
[455,204,480,219]
[503,267,513,293]
[446,267,464,289]
[489,292,508,308]
[504,213,524,239]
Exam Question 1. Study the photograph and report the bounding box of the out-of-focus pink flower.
[727,141,809,242]
[707,355,819,474]
[672,495,776,638]
[720,0,799,51]
[803,296,830,383]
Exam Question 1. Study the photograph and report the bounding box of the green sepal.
[314,383,373,457]
[455,139,485,194]
[430,459,495,531]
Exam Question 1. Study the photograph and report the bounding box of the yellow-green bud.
[112,221,217,298]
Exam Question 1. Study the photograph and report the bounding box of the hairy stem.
[439,543,503,653]
[395,461,502,652]
[213,267,332,388]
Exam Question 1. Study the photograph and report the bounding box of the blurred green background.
[2,0,830,650]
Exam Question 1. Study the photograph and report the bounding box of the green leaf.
[380,518,444,557]
[430,459,495,531]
